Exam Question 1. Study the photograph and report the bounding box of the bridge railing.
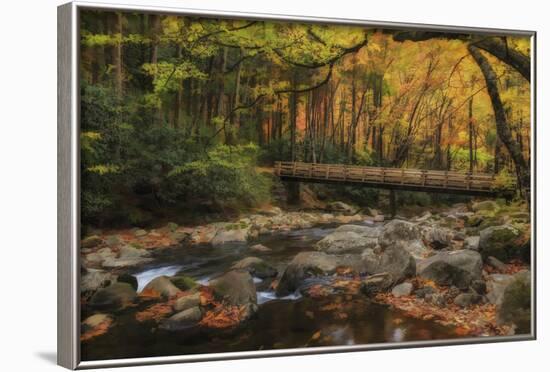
[274,161,497,191]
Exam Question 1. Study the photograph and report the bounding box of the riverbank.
[79,198,531,358]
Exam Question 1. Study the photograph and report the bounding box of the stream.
[81,223,459,361]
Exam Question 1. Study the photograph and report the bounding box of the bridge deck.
[274,161,505,196]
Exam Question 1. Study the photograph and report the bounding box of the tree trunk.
[468,44,530,189]
[468,97,474,173]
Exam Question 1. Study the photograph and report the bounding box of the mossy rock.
[497,271,531,334]
[478,216,505,230]
[117,273,138,290]
[170,275,197,291]
[82,235,103,249]
[472,200,498,212]
[166,222,179,232]
[479,225,524,262]
[466,215,483,228]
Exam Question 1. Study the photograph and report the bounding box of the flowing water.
[81,224,459,361]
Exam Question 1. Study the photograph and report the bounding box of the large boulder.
[379,220,429,259]
[479,225,523,262]
[422,226,455,249]
[89,282,137,311]
[486,274,515,305]
[417,250,483,289]
[209,270,257,308]
[276,252,340,296]
[231,257,277,279]
[315,226,379,254]
[211,226,249,247]
[160,307,202,331]
[81,269,116,293]
[497,271,531,333]
[173,292,201,312]
[142,276,181,298]
[361,245,416,284]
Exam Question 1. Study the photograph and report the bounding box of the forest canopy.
[79,10,531,228]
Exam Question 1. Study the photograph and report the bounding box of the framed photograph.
[58,1,536,369]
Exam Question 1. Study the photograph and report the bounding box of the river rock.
[373,215,385,222]
[209,270,257,308]
[470,279,487,295]
[361,273,393,296]
[249,243,271,252]
[361,244,416,284]
[487,256,507,271]
[417,250,483,289]
[142,276,181,298]
[327,201,357,215]
[497,271,531,333]
[422,226,455,249]
[472,200,498,212]
[479,225,522,262]
[134,229,148,237]
[315,227,379,254]
[85,248,116,265]
[105,235,122,247]
[82,313,112,332]
[276,252,340,296]
[102,245,153,268]
[81,269,116,293]
[486,274,515,305]
[425,292,446,307]
[82,235,103,248]
[258,206,282,216]
[414,212,432,223]
[231,257,278,279]
[160,307,202,331]
[170,275,197,291]
[392,282,413,297]
[89,282,137,311]
[211,226,249,247]
[454,293,483,308]
[464,236,480,251]
[379,219,429,259]
[414,286,436,299]
[174,292,201,312]
[117,273,138,290]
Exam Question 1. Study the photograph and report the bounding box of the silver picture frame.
[58,1,537,369]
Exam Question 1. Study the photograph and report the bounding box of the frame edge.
[58,2,79,370]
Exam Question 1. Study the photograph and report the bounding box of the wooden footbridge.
[274,161,513,197]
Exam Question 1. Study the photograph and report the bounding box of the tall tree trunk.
[468,44,530,189]
[112,12,124,98]
[468,97,474,173]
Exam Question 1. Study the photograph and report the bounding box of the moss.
[466,215,483,227]
[170,275,197,291]
[478,216,504,230]
[480,225,522,262]
[498,273,531,333]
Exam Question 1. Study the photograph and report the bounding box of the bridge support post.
[389,189,397,218]
[285,182,301,205]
